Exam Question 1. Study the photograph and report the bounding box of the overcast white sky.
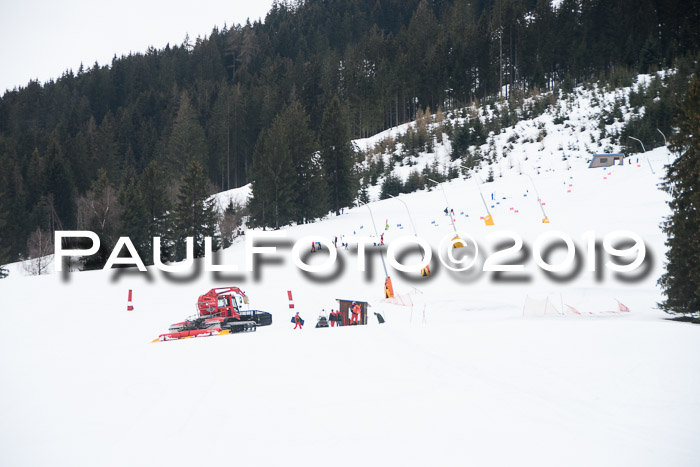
[0,0,275,94]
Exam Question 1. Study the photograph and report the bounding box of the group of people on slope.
[310,225,391,253]
[291,301,361,329]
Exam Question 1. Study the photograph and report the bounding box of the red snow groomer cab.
[153,287,272,342]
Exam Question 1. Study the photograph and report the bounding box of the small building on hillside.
[589,153,625,168]
[335,299,369,325]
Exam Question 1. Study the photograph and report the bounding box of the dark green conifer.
[173,161,219,259]
[248,124,296,229]
[0,191,12,268]
[119,180,149,263]
[139,161,172,263]
[319,97,358,214]
[658,78,700,315]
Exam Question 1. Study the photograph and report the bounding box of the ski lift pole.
[629,136,655,174]
[387,194,431,276]
[657,128,670,165]
[427,177,467,247]
[477,191,495,225]
[357,200,394,297]
[461,166,495,226]
[656,128,667,146]
[386,194,421,252]
[426,177,457,234]
[524,173,549,223]
[629,136,646,153]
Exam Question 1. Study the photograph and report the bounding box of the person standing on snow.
[335,309,343,326]
[292,311,304,329]
[350,301,360,325]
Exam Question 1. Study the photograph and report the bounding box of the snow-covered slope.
[356,72,670,202]
[1,76,699,466]
[210,183,251,210]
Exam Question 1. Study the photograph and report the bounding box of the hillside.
[356,71,674,199]
[2,98,700,465]
[2,0,698,261]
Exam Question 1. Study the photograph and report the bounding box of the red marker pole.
[127,289,134,311]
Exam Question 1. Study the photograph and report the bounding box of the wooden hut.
[588,153,625,168]
[335,299,369,325]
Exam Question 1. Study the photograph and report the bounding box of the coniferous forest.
[0,0,699,269]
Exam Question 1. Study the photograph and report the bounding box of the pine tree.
[139,161,172,263]
[163,91,209,181]
[0,191,12,268]
[279,101,327,223]
[639,34,661,73]
[246,99,322,231]
[173,161,219,259]
[208,82,234,190]
[486,167,495,182]
[658,77,700,315]
[119,180,150,264]
[1,158,29,260]
[404,170,425,193]
[248,124,296,229]
[45,133,76,230]
[26,148,47,207]
[319,97,358,214]
[380,173,404,199]
[94,112,120,183]
[358,185,370,205]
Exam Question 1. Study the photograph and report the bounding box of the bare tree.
[23,227,54,275]
[76,173,122,246]
[217,198,247,248]
[75,170,123,267]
